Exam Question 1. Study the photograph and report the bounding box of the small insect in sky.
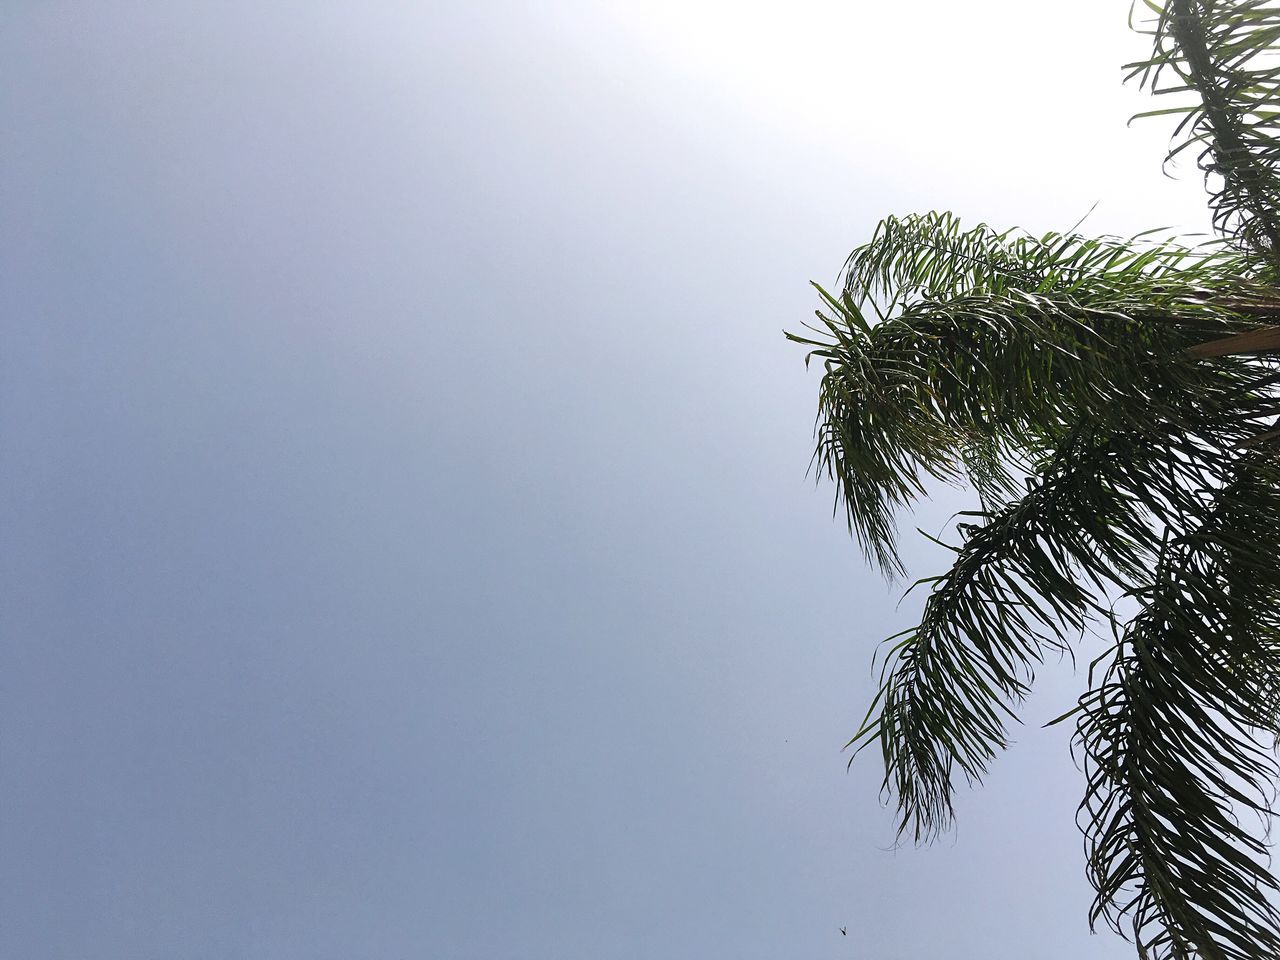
[840,927,847,936]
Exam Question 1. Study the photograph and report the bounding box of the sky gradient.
[2,3,1218,958]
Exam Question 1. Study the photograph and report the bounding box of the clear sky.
[1,3,1217,958]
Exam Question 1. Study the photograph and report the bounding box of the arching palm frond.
[787,213,1273,576]
[1078,460,1280,960]
[1129,0,1280,267]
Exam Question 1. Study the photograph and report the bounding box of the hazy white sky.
[1,3,1215,958]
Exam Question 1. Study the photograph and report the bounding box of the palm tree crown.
[792,4,1280,959]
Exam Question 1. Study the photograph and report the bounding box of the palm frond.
[850,393,1278,843]
[1077,459,1280,960]
[788,214,1272,575]
[1129,0,1280,265]
[848,427,1148,841]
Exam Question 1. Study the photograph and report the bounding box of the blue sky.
[1,3,1215,958]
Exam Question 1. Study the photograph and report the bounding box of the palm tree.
[790,4,1280,959]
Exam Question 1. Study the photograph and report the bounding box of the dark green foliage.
[1129,0,1280,265]
[792,4,1280,958]
[1078,463,1280,959]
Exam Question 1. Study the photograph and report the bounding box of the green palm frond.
[847,427,1146,842]
[788,214,1274,576]
[1077,461,1280,960]
[1129,0,1280,265]
[850,402,1277,845]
